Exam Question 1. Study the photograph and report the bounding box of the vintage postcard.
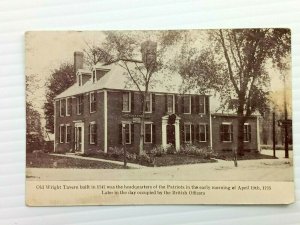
[25,29,294,205]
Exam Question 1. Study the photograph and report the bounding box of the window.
[243,124,251,142]
[89,122,97,144]
[122,92,131,112]
[123,123,131,144]
[199,96,206,114]
[59,125,65,143]
[144,123,153,143]
[183,96,191,114]
[145,93,152,113]
[184,124,192,143]
[90,92,96,113]
[76,95,83,115]
[59,99,65,117]
[167,95,174,113]
[66,98,72,116]
[66,124,71,143]
[220,123,233,142]
[199,124,207,142]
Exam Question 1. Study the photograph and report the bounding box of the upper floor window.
[243,123,251,142]
[144,123,153,143]
[183,95,191,114]
[76,95,83,115]
[220,123,233,142]
[59,99,65,117]
[167,95,174,113]
[199,96,206,114]
[145,93,152,113]
[90,92,96,113]
[122,92,131,112]
[66,97,72,116]
[89,122,97,144]
[184,123,192,143]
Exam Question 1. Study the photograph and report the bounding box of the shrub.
[138,153,154,166]
[179,144,216,159]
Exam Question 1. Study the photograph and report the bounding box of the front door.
[74,123,84,153]
[167,124,175,147]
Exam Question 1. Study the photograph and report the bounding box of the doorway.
[74,123,84,153]
[167,124,175,147]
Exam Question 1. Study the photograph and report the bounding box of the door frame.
[162,115,181,151]
[74,122,84,153]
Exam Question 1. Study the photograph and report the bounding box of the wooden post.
[233,147,238,167]
[122,124,127,168]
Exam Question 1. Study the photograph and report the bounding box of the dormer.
[91,66,110,83]
[77,69,92,86]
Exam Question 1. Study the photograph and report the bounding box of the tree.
[44,63,75,133]
[178,29,291,155]
[85,31,184,155]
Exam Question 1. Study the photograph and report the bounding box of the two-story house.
[54,51,260,154]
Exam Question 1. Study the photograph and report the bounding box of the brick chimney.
[74,51,84,73]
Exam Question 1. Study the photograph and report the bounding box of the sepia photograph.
[25,29,293,204]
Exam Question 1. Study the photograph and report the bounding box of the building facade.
[54,52,260,154]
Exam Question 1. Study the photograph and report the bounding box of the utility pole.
[272,111,276,158]
[284,73,289,158]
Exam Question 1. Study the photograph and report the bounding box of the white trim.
[65,124,71,143]
[220,123,233,142]
[59,99,63,117]
[122,122,132,144]
[104,90,108,153]
[198,123,207,142]
[144,122,153,143]
[59,124,64,143]
[66,97,71,116]
[89,92,96,113]
[122,91,131,113]
[89,121,96,144]
[221,122,233,125]
[145,93,152,113]
[183,95,191,114]
[243,123,251,143]
[74,122,84,153]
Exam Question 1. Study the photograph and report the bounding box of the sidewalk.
[50,153,146,169]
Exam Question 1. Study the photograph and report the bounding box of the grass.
[154,154,217,167]
[26,153,125,169]
[260,145,293,150]
[215,151,277,161]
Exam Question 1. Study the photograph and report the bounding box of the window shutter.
[196,124,200,142]
[195,96,199,114]
[175,95,179,114]
[249,125,252,142]
[205,96,209,114]
[220,124,223,142]
[181,96,184,113]
[191,96,195,114]
[131,123,134,144]
[131,92,134,113]
[119,124,122,144]
[206,124,209,142]
[231,124,234,141]
[191,124,195,143]
[180,124,185,143]
[152,94,155,112]
[152,124,156,144]
[165,95,168,113]
[95,124,97,144]
[94,92,97,112]
[88,124,91,144]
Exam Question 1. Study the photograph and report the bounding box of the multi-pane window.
[145,93,152,113]
[90,92,96,113]
[123,123,131,144]
[122,92,131,112]
[183,96,191,114]
[66,98,72,116]
[76,95,83,115]
[199,124,207,142]
[184,124,192,143]
[199,96,206,114]
[59,125,65,143]
[66,125,71,143]
[89,122,97,144]
[144,123,153,143]
[243,124,251,142]
[167,95,174,113]
[220,123,233,142]
[59,99,65,117]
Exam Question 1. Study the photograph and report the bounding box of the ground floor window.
[184,124,192,143]
[220,123,233,142]
[66,125,71,143]
[59,125,65,143]
[144,123,153,143]
[198,124,207,142]
[124,123,131,144]
[243,123,251,142]
[89,122,97,144]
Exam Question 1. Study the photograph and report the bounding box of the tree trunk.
[237,116,245,156]
[139,93,146,155]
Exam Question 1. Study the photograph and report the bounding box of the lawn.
[154,154,217,167]
[215,151,277,161]
[26,153,125,169]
